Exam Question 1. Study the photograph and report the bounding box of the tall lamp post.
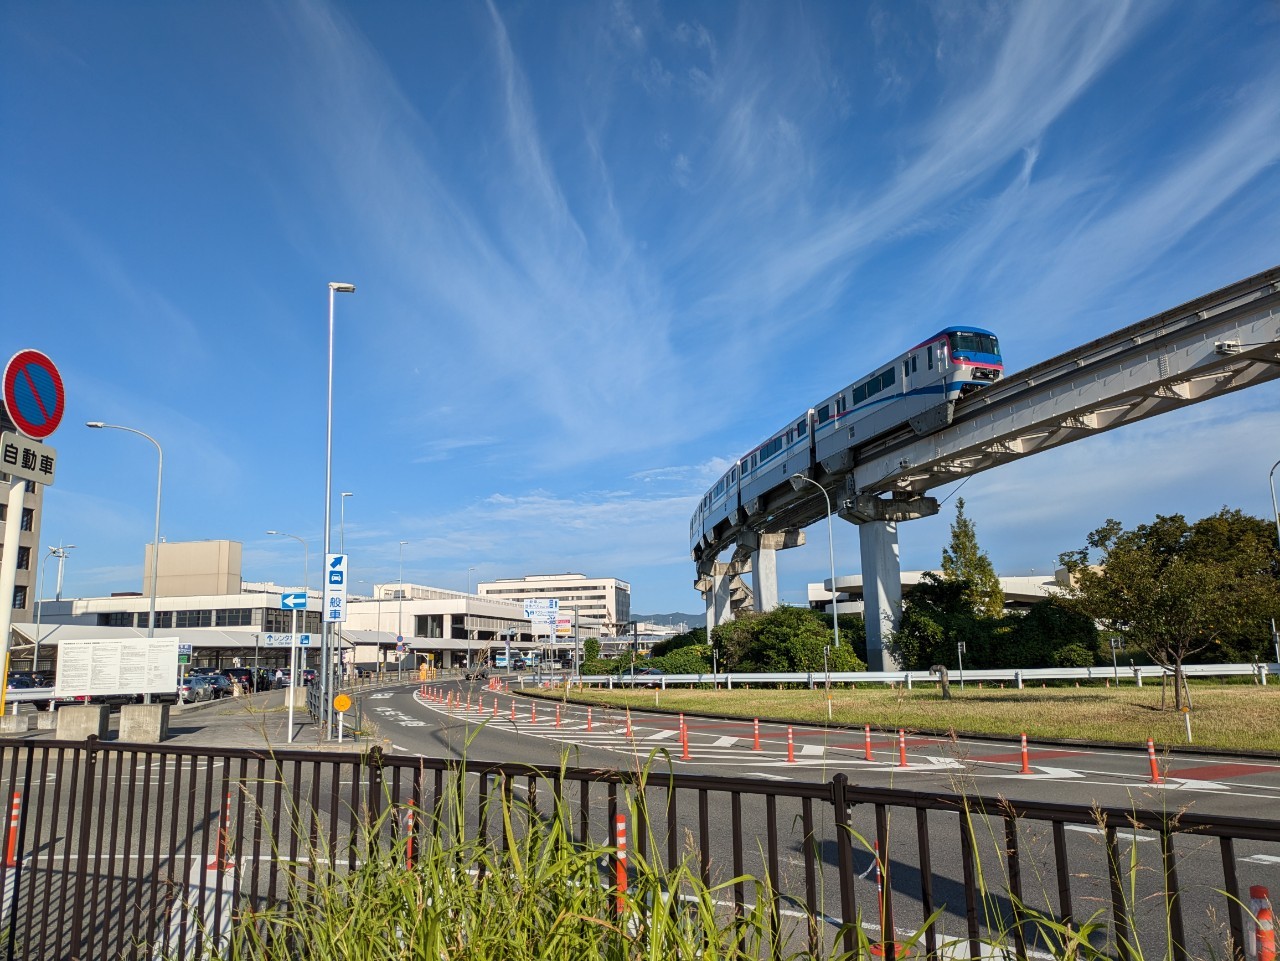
[1269,459,1280,664]
[267,530,309,743]
[340,492,354,552]
[87,422,164,701]
[397,540,408,680]
[790,474,841,649]
[321,281,356,738]
[34,544,76,676]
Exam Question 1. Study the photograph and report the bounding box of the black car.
[464,667,490,681]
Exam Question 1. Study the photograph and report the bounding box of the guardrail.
[563,661,1279,690]
[0,737,1272,960]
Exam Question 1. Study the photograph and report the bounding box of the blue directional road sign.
[281,592,307,611]
[324,554,348,623]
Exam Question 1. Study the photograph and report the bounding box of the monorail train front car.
[690,327,1002,560]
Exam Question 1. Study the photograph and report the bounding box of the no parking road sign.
[3,350,64,440]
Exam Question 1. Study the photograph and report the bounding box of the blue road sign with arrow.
[281,592,307,610]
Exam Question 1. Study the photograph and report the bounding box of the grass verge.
[544,683,1280,752]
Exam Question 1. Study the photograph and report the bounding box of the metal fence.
[0,736,1274,960]
[571,661,1280,690]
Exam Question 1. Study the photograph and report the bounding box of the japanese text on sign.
[0,431,56,486]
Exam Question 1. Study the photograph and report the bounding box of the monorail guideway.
[693,266,1280,670]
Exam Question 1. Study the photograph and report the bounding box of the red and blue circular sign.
[3,349,65,440]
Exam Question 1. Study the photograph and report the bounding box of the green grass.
[546,682,1280,752]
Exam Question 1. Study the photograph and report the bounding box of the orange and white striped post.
[1019,733,1032,775]
[753,717,761,751]
[587,707,593,732]
[624,708,633,738]
[555,704,562,728]
[465,693,471,712]
[786,725,796,764]
[681,720,692,761]
[530,702,538,724]
[897,729,909,768]
[864,724,874,762]
[405,800,416,871]
[614,813,628,913]
[1147,737,1164,784]
[1258,907,1276,961]
[510,701,517,722]
[211,791,234,870]
[491,698,497,717]
[5,792,20,868]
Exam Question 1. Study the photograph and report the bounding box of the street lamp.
[33,544,74,679]
[466,566,476,595]
[267,530,309,744]
[397,540,408,679]
[50,543,77,602]
[340,492,354,553]
[87,422,165,699]
[790,473,841,649]
[1269,459,1280,664]
[321,281,356,739]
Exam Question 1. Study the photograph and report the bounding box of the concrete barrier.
[56,705,109,741]
[118,704,169,743]
[0,716,28,735]
[32,713,56,731]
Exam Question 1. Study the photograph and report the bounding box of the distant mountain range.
[635,613,701,629]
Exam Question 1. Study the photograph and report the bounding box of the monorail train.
[690,327,1003,559]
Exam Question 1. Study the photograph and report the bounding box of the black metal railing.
[0,737,1274,960]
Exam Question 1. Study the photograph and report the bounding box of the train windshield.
[948,331,999,356]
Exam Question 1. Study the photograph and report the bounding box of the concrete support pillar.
[841,491,940,673]
[696,564,735,637]
[750,542,778,613]
[858,520,902,672]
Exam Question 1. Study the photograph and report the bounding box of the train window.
[836,395,847,415]
[817,404,831,423]
[730,467,737,482]
[911,355,918,374]
[883,366,895,387]
[903,360,909,379]
[798,420,807,435]
[927,345,934,369]
[949,331,999,355]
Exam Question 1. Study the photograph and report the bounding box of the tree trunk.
[1173,659,1185,710]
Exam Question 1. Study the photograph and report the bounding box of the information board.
[54,637,179,697]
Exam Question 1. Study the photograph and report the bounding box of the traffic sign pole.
[287,607,298,743]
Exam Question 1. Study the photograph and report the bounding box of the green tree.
[583,637,600,661]
[711,606,866,673]
[1000,599,1100,668]
[890,572,993,671]
[650,626,706,658]
[1057,509,1280,709]
[941,498,1005,617]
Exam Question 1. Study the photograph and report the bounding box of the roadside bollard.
[1020,733,1032,775]
[587,707,593,732]
[681,723,692,761]
[405,800,415,871]
[491,698,497,717]
[530,702,538,724]
[510,701,516,722]
[614,813,628,914]
[1258,908,1276,961]
[5,792,20,868]
[1248,886,1273,961]
[624,708,632,738]
[897,729,909,768]
[786,725,796,764]
[753,717,761,751]
[555,704,562,728]
[864,724,874,762]
[1147,737,1164,784]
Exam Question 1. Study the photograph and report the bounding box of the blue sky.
[3,1,1279,615]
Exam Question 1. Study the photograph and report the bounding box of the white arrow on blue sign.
[281,592,307,610]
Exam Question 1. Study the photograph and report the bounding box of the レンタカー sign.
[2,349,65,440]
[523,598,559,625]
[0,432,56,486]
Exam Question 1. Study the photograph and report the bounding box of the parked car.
[223,668,258,693]
[205,675,234,698]
[464,666,490,681]
[178,676,217,703]
[301,669,317,686]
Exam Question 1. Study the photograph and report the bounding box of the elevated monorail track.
[708,265,1280,556]
[697,266,1280,666]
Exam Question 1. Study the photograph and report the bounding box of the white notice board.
[54,637,180,697]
